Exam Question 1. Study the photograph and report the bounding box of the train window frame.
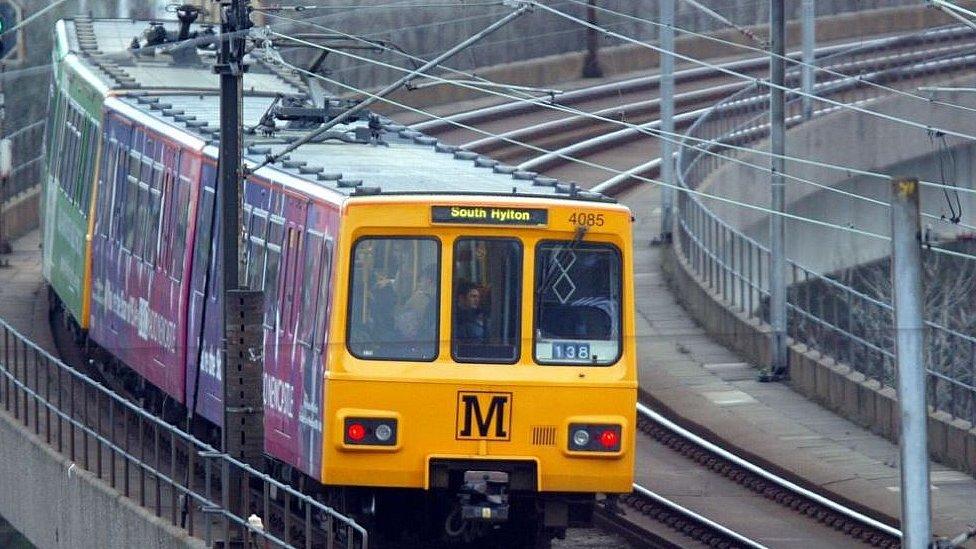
[169,167,191,282]
[346,236,441,363]
[297,230,325,348]
[97,136,119,239]
[532,240,623,367]
[261,214,285,331]
[450,237,523,365]
[312,238,334,356]
[244,206,269,290]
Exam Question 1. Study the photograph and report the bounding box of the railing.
[675,26,976,424]
[3,120,45,199]
[0,318,368,549]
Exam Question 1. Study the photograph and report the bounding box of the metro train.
[41,13,636,547]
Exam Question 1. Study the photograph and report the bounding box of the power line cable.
[258,45,976,264]
[526,1,976,144]
[563,0,976,118]
[257,41,891,243]
[265,24,976,213]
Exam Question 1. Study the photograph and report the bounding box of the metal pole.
[582,0,603,78]
[659,0,675,241]
[767,0,788,379]
[801,0,815,120]
[217,0,248,525]
[889,176,932,549]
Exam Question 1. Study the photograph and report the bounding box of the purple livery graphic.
[90,106,340,480]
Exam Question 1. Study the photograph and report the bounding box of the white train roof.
[65,17,614,204]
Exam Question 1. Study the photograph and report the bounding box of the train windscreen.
[534,241,622,366]
[347,237,440,361]
[451,238,522,363]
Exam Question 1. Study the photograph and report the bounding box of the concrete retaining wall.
[662,245,976,476]
[2,188,38,244]
[0,410,204,549]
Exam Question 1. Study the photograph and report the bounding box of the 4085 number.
[567,212,605,227]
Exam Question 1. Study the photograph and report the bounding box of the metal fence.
[675,26,976,424]
[0,318,368,549]
[4,120,45,199]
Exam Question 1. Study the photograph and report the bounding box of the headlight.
[572,428,591,447]
[375,423,393,442]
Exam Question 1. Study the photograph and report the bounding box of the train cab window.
[348,238,439,362]
[451,238,521,363]
[534,241,622,366]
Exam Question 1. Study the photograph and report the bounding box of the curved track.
[401,27,976,547]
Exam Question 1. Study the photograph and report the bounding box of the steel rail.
[517,45,976,173]
[410,24,972,135]
[637,403,903,540]
[467,38,975,158]
[627,483,770,549]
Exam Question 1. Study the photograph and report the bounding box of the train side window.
[145,165,163,267]
[170,172,191,281]
[192,187,215,289]
[347,237,440,362]
[313,239,334,355]
[263,243,282,330]
[245,208,268,289]
[297,232,324,346]
[533,241,622,366]
[79,121,97,211]
[451,238,522,364]
[262,214,285,330]
[110,144,128,242]
[282,228,303,328]
[122,152,140,252]
[97,137,117,238]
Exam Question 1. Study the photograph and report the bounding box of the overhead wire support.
[253,0,531,171]
[766,0,788,381]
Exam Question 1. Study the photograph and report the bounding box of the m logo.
[456,392,512,441]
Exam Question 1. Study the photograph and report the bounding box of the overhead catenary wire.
[253,3,530,171]
[262,17,976,203]
[526,1,976,145]
[260,46,976,265]
[263,23,976,231]
[258,42,889,242]
[562,0,976,118]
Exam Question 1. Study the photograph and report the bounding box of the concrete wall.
[0,410,204,549]
[662,246,976,476]
[271,0,924,92]
[698,73,976,276]
[666,68,976,476]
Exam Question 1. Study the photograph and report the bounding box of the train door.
[185,161,222,425]
[263,195,309,469]
[295,228,331,478]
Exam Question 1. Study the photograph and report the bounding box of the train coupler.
[458,470,510,522]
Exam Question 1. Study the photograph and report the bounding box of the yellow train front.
[322,195,636,546]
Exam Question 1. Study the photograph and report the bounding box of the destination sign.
[431,206,548,226]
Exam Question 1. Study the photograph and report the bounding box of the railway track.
[8,21,973,549]
[404,26,976,548]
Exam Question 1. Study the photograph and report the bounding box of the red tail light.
[599,429,619,449]
[347,423,366,442]
[568,423,622,452]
